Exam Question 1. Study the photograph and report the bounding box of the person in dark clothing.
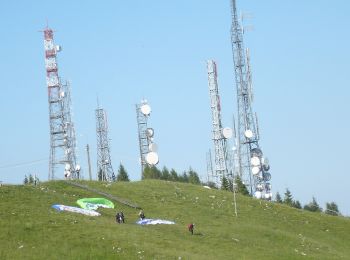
[139,210,145,220]
[116,212,121,223]
[188,223,194,235]
[120,212,125,223]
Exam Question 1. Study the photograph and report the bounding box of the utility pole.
[86,144,92,181]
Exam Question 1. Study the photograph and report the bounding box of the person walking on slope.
[139,210,145,220]
[188,223,194,235]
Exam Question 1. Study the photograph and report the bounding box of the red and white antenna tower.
[43,27,80,180]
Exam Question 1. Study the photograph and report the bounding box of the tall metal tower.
[136,99,159,176]
[96,107,115,182]
[207,60,232,186]
[229,0,272,199]
[43,27,80,180]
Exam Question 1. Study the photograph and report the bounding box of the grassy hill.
[0,180,349,259]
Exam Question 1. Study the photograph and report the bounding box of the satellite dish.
[75,164,81,171]
[250,156,260,166]
[251,148,262,157]
[140,104,151,115]
[146,152,159,165]
[263,164,270,172]
[254,191,262,199]
[146,128,154,138]
[244,129,253,138]
[222,127,233,139]
[65,164,71,170]
[251,166,260,175]
[56,45,62,52]
[263,172,271,181]
[65,148,71,155]
[60,91,65,98]
[149,143,158,152]
[265,192,272,200]
[256,183,264,191]
[64,170,71,178]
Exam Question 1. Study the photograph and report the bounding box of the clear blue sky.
[0,1,349,215]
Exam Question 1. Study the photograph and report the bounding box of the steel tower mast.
[43,28,80,180]
[207,60,231,186]
[229,0,272,198]
[136,99,159,177]
[95,107,115,182]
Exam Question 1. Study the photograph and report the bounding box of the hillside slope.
[0,180,349,259]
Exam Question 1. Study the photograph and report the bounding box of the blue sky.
[0,0,349,215]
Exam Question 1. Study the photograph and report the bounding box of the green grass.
[0,180,349,259]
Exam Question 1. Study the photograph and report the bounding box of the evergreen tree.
[116,164,130,182]
[292,200,302,209]
[283,188,293,206]
[188,168,200,185]
[325,202,340,216]
[304,197,322,212]
[28,174,34,184]
[234,176,249,196]
[142,165,152,179]
[170,169,178,181]
[275,192,282,203]
[151,166,162,179]
[23,175,28,185]
[221,176,230,191]
[161,167,170,180]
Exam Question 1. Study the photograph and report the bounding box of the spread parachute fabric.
[136,219,175,225]
[76,198,114,210]
[52,204,100,216]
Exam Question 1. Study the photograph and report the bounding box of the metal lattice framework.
[43,28,79,180]
[96,108,115,182]
[229,0,272,198]
[207,60,229,186]
[136,101,150,175]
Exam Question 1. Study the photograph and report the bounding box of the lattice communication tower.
[136,100,159,176]
[207,60,233,186]
[43,27,80,180]
[96,107,115,182]
[229,0,272,199]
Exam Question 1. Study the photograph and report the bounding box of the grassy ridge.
[0,180,349,259]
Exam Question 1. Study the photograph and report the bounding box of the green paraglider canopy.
[77,198,114,210]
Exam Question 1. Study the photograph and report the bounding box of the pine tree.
[275,192,282,203]
[304,197,322,212]
[234,176,249,196]
[188,167,200,185]
[325,202,340,216]
[170,169,178,181]
[23,175,28,185]
[292,200,302,209]
[283,188,293,206]
[221,176,230,191]
[117,164,130,182]
[161,167,170,180]
[28,174,34,184]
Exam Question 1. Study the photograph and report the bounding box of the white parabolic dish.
[140,104,151,115]
[251,166,260,175]
[149,143,158,152]
[244,129,253,138]
[250,156,260,166]
[146,128,154,137]
[222,127,233,139]
[146,152,159,165]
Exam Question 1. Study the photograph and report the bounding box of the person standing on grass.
[188,223,194,235]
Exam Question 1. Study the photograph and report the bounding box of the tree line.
[275,188,341,216]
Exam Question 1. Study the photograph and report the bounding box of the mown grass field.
[0,180,349,259]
